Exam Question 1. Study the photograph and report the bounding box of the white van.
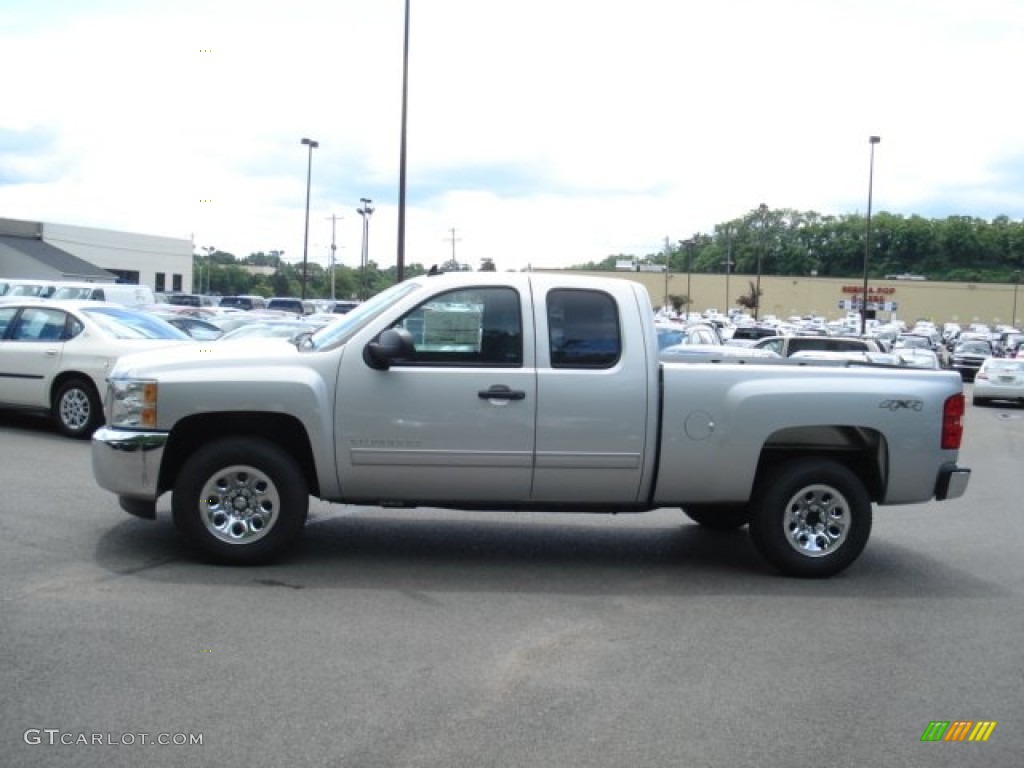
[50,282,155,307]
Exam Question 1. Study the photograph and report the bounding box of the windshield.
[309,280,423,350]
[82,306,189,340]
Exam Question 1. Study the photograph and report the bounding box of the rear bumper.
[91,427,168,518]
[935,463,971,501]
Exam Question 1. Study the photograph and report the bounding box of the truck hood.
[111,338,302,379]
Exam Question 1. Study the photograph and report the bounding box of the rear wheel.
[749,458,872,578]
[683,504,750,530]
[172,437,308,564]
[53,378,102,438]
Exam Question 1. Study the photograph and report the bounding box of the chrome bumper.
[935,463,971,501]
[91,427,168,518]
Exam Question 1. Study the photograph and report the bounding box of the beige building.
[557,270,1024,328]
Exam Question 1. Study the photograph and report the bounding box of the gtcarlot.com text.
[24,729,203,746]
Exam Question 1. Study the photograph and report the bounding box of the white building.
[0,217,193,293]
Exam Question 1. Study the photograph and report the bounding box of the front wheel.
[172,437,309,564]
[749,458,872,578]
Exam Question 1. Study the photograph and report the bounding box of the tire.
[53,378,103,439]
[683,504,750,530]
[172,437,309,564]
[748,458,872,578]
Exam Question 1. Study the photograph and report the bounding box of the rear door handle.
[478,385,526,401]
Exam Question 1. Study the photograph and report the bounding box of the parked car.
[165,292,218,308]
[0,300,192,437]
[218,319,326,341]
[972,358,1024,406]
[50,282,156,307]
[329,300,360,314]
[148,312,224,340]
[655,322,722,350]
[0,279,57,300]
[753,335,882,357]
[266,297,316,316]
[218,295,267,311]
[724,325,778,347]
[950,339,994,382]
[893,348,943,370]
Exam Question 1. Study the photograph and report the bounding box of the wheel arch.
[49,370,103,406]
[160,412,320,498]
[755,425,887,503]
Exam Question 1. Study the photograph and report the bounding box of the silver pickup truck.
[92,272,970,577]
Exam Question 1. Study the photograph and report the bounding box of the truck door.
[334,285,536,503]
[531,286,652,503]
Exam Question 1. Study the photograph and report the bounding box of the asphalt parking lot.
[2,394,1022,768]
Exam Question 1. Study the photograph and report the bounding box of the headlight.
[107,379,159,428]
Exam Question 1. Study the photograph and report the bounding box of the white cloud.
[1,0,1022,272]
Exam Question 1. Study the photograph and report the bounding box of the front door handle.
[478,385,526,401]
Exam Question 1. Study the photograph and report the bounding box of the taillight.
[942,393,965,450]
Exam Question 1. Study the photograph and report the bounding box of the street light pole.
[679,238,694,313]
[861,135,881,335]
[396,0,411,283]
[358,198,374,301]
[723,226,733,313]
[1013,270,1022,328]
[300,137,319,301]
[756,203,767,321]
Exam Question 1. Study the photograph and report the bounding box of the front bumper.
[935,462,971,501]
[91,427,169,519]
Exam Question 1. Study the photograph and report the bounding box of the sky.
[1,0,1022,273]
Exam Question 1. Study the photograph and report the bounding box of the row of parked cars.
[656,315,1024,407]
[0,281,364,437]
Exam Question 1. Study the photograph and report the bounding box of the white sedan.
[0,300,193,437]
[972,358,1024,406]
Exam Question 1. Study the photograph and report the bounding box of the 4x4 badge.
[880,399,923,411]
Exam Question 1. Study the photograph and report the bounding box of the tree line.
[194,210,1024,300]
[577,209,1024,285]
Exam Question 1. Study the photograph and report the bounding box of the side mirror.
[363,328,415,370]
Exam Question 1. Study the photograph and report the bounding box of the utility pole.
[444,227,462,268]
[722,225,734,313]
[357,199,374,300]
[663,236,672,312]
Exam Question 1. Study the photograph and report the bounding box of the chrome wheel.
[59,387,92,431]
[749,458,871,578]
[200,464,280,545]
[781,483,850,558]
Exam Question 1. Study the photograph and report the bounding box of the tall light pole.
[679,238,695,314]
[396,0,411,283]
[662,236,672,311]
[861,135,881,335]
[300,137,318,301]
[722,225,734,313]
[358,198,374,300]
[1013,270,1022,329]
[756,203,767,321]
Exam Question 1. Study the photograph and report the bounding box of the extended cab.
[91,272,971,577]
